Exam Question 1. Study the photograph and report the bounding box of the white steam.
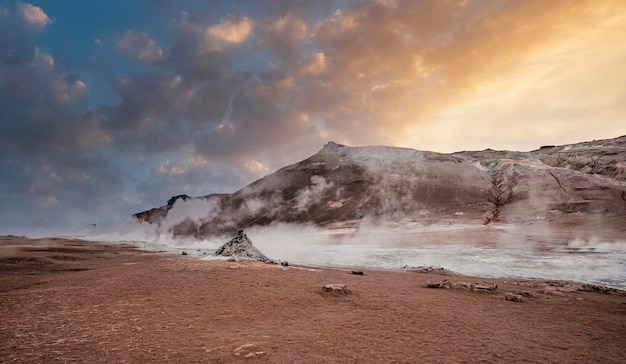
[564,237,626,252]
[295,176,333,212]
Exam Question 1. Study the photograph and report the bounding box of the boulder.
[214,230,269,261]
[505,293,524,302]
[322,284,351,294]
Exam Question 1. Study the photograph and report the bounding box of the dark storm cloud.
[0,3,124,230]
[0,3,91,157]
[102,9,324,164]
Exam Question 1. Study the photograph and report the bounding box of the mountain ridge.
[134,135,626,239]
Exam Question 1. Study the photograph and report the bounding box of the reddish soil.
[1,236,625,363]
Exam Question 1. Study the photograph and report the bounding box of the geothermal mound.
[214,230,269,261]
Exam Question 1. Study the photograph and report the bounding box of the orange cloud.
[18,2,52,29]
[205,17,253,51]
[303,0,626,150]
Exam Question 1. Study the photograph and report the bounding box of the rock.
[472,283,498,292]
[578,283,621,295]
[426,279,452,289]
[538,288,565,296]
[322,284,351,294]
[351,270,364,275]
[181,251,188,256]
[281,261,289,267]
[505,293,524,302]
[404,265,451,274]
[214,230,269,262]
[233,343,266,357]
[516,291,534,298]
[245,351,267,358]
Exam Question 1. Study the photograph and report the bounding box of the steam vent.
[214,230,269,261]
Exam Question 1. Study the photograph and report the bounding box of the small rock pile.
[214,230,269,262]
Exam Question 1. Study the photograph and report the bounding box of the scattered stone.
[181,251,188,256]
[233,343,266,357]
[539,288,564,296]
[322,284,351,295]
[578,283,621,295]
[404,265,450,274]
[351,270,364,275]
[505,293,524,302]
[245,351,267,358]
[426,279,452,289]
[546,281,567,288]
[281,261,289,267]
[472,283,498,292]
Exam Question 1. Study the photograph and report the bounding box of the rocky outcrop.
[214,230,269,261]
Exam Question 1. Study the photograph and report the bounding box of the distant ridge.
[134,135,626,239]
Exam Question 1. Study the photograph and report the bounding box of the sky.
[0,0,625,234]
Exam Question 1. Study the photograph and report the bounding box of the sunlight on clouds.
[18,2,52,29]
[266,13,307,41]
[400,0,626,152]
[52,78,87,102]
[244,160,270,174]
[205,17,253,51]
[34,48,54,68]
[158,160,185,175]
[188,155,208,168]
[297,53,326,76]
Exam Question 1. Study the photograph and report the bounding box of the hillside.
[134,136,626,239]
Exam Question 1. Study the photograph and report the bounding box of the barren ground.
[1,236,625,363]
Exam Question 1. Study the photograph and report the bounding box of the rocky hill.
[134,136,626,239]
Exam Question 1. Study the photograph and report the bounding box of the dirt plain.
[1,235,625,363]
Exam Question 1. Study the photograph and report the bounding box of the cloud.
[1,0,625,234]
[266,13,307,42]
[116,30,164,63]
[244,160,270,174]
[17,2,52,29]
[204,16,253,51]
[261,13,308,63]
[0,3,117,232]
[52,76,88,102]
[297,52,326,75]
[97,0,626,186]
[158,160,185,175]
